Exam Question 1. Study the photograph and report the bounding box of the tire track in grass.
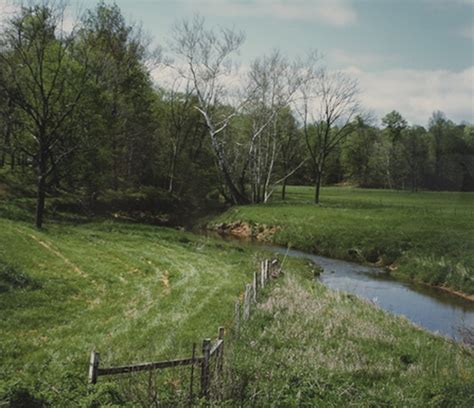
[139,245,239,356]
[14,227,106,293]
[83,240,207,348]
[13,228,87,278]
[97,241,238,362]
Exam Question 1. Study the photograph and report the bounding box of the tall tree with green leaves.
[381,110,407,189]
[0,3,91,227]
[77,1,159,194]
[341,116,380,187]
[400,126,429,192]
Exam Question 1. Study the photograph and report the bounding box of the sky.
[1,0,473,125]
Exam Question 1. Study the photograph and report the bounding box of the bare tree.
[0,3,91,227]
[168,15,249,204]
[300,69,361,204]
[278,109,303,200]
[241,51,309,203]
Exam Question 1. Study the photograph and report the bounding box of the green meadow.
[1,186,473,405]
[210,186,474,296]
[1,215,473,406]
[0,216,262,405]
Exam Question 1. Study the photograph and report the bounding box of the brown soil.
[214,221,280,241]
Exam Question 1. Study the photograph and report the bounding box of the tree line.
[0,2,472,228]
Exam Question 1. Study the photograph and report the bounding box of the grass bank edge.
[206,187,474,298]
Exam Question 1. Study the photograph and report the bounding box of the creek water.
[264,245,474,342]
[204,228,474,342]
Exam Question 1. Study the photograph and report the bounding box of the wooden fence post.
[189,343,196,406]
[260,261,265,289]
[200,338,211,399]
[217,327,225,385]
[89,351,100,384]
[243,284,251,320]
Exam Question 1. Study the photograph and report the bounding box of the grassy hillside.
[0,217,263,406]
[224,262,474,407]
[210,186,474,296]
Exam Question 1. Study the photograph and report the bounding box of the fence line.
[236,258,281,327]
[88,326,224,399]
[87,257,281,401]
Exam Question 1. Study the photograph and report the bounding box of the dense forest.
[1,2,473,228]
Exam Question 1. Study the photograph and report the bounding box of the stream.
[265,245,474,342]
[204,228,474,342]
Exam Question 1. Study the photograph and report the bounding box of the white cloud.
[183,0,358,27]
[154,61,474,125]
[344,66,474,125]
[328,48,398,68]
[0,0,18,22]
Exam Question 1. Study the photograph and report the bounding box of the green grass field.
[210,186,474,295]
[0,217,264,405]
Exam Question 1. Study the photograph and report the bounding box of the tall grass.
[222,260,474,406]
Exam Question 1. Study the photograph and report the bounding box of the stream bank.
[204,226,474,343]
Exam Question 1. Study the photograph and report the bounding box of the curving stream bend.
[266,245,474,342]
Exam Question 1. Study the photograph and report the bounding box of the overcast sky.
[1,0,473,125]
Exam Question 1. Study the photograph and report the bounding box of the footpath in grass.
[210,186,474,296]
[0,217,262,405]
[223,260,474,406]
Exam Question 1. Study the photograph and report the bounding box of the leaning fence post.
[243,284,251,320]
[200,338,211,399]
[88,351,100,384]
[216,326,225,393]
[189,342,197,406]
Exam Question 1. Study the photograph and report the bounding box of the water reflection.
[267,246,474,342]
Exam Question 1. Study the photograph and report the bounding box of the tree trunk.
[168,144,179,193]
[281,179,287,200]
[209,133,248,205]
[315,170,322,204]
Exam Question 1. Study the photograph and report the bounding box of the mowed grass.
[0,217,262,405]
[1,185,473,406]
[210,186,474,295]
[225,262,474,406]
